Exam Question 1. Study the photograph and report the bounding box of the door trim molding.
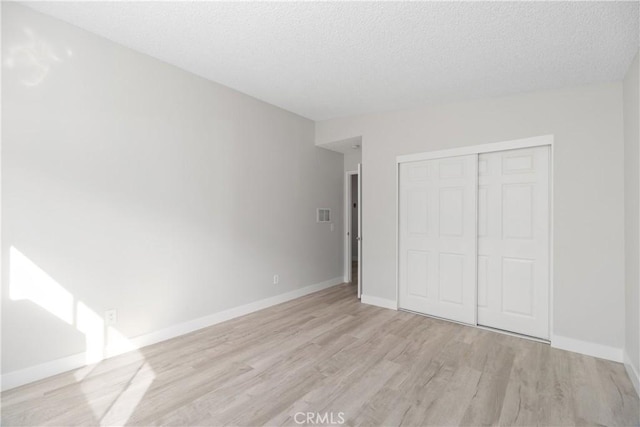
[396,134,553,163]
[395,134,554,339]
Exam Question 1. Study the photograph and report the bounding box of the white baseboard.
[551,334,623,363]
[361,294,397,310]
[1,353,88,392]
[1,276,343,391]
[122,276,343,352]
[624,350,640,397]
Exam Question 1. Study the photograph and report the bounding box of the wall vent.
[317,208,331,223]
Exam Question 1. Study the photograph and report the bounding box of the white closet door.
[399,155,477,324]
[477,146,550,339]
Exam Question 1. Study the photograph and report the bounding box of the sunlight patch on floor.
[8,246,156,425]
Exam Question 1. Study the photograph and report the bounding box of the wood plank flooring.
[2,283,638,426]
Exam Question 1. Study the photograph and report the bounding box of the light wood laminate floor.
[2,284,638,426]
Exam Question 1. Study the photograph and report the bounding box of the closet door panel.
[399,155,477,324]
[477,146,550,339]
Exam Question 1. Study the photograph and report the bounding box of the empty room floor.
[2,284,638,427]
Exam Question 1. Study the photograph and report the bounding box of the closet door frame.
[395,134,554,342]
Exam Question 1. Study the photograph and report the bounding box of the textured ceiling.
[22,1,640,121]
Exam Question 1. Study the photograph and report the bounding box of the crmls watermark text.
[293,411,345,425]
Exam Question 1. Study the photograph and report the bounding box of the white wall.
[624,51,640,394]
[317,82,626,357]
[2,3,343,377]
[344,150,361,173]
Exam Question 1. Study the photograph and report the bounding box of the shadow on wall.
[6,247,156,426]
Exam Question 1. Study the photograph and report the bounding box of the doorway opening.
[345,166,362,298]
[350,174,359,287]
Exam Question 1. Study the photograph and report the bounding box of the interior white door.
[357,163,362,299]
[399,155,477,324]
[477,146,550,339]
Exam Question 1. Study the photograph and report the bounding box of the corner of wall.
[624,350,640,397]
[551,334,623,363]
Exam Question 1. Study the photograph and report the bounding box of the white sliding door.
[399,155,478,324]
[477,146,550,339]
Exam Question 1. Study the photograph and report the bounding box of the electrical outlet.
[273,274,279,285]
[105,309,117,326]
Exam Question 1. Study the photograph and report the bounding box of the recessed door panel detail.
[477,255,489,308]
[502,184,534,240]
[502,151,535,174]
[478,186,488,237]
[478,159,489,176]
[478,146,549,339]
[501,257,534,316]
[439,253,464,304]
[407,251,429,298]
[399,155,477,325]
[439,188,464,237]
[409,165,429,181]
[408,190,429,235]
[439,160,465,178]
